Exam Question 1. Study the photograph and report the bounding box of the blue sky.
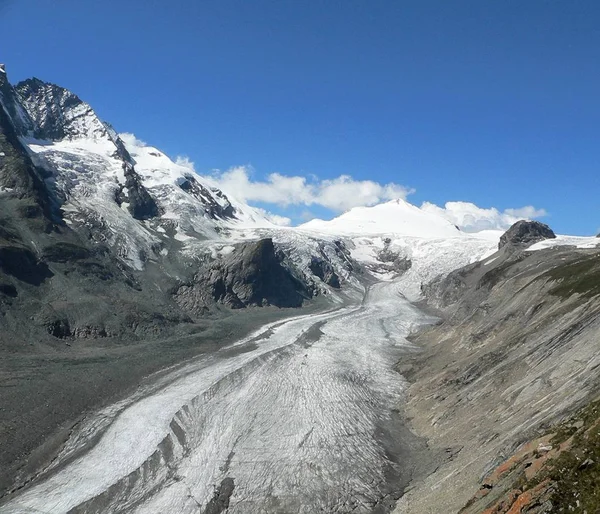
[1,0,599,234]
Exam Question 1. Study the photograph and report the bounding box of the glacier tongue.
[3,280,436,514]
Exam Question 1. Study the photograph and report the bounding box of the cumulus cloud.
[207,165,414,212]
[254,208,292,227]
[421,201,547,232]
[119,132,146,148]
[174,155,196,171]
[173,157,544,232]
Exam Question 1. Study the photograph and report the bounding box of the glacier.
[4,280,437,514]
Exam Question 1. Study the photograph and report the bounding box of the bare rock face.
[309,256,340,288]
[399,244,600,514]
[175,238,312,314]
[15,78,108,141]
[498,220,556,250]
[178,174,236,221]
[116,163,160,220]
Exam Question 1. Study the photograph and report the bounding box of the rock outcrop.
[117,163,160,220]
[175,238,312,314]
[15,78,109,141]
[460,399,600,514]
[309,256,340,288]
[498,220,556,250]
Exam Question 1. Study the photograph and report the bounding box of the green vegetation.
[545,256,600,299]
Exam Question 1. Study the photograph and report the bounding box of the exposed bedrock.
[498,220,556,250]
[309,255,341,288]
[175,238,312,314]
[116,163,160,220]
[178,174,236,220]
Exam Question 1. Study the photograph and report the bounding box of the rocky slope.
[460,397,600,514]
[394,222,600,513]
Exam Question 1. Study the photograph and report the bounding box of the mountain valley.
[1,65,599,514]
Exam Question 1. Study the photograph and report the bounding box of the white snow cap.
[0,64,6,74]
[299,198,462,238]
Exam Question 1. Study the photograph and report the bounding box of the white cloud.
[254,207,292,227]
[206,165,413,212]
[174,158,544,232]
[174,155,196,171]
[119,132,146,148]
[421,201,547,232]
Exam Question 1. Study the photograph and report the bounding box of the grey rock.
[0,245,53,286]
[116,163,160,220]
[0,86,58,225]
[401,244,600,513]
[498,220,556,250]
[204,477,235,514]
[309,255,340,288]
[178,174,235,220]
[175,238,312,314]
[16,78,105,141]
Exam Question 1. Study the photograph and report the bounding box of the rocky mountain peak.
[15,78,110,141]
[0,67,35,136]
[498,220,556,249]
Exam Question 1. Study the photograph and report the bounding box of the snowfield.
[528,234,600,251]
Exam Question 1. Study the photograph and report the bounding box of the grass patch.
[544,256,600,299]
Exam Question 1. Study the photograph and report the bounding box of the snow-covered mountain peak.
[300,198,462,238]
[15,78,111,142]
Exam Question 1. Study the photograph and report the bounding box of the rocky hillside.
[395,222,600,513]
[460,397,600,514]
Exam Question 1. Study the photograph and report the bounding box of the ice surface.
[4,281,435,514]
[528,234,600,251]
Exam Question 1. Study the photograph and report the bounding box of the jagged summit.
[0,68,280,267]
[16,77,110,141]
[0,64,6,74]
